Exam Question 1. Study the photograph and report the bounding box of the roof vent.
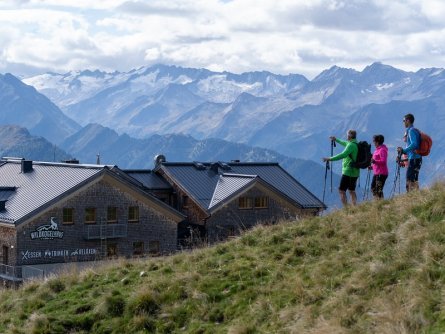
[218,161,231,170]
[21,160,33,173]
[209,162,219,173]
[193,162,206,170]
[154,154,166,168]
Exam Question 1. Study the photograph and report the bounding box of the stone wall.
[15,180,177,266]
[0,225,17,265]
[206,187,311,243]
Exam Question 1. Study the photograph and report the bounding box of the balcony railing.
[84,223,128,240]
[0,264,44,282]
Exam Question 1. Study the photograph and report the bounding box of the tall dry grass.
[2,183,445,333]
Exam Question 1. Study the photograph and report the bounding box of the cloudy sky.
[1,0,445,79]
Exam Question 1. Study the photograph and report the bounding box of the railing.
[0,263,22,281]
[84,223,128,240]
[0,264,45,282]
[22,266,44,280]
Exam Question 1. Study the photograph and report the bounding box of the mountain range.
[0,124,341,208]
[1,62,444,209]
[0,125,71,162]
[21,62,445,185]
[0,73,80,144]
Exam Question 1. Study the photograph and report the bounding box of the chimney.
[154,154,166,168]
[21,160,33,173]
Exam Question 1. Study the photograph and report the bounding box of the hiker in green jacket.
[323,129,360,207]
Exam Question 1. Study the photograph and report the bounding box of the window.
[62,208,74,224]
[133,241,144,256]
[148,241,160,256]
[107,243,118,257]
[254,196,269,208]
[238,197,253,209]
[2,245,8,265]
[85,208,96,224]
[107,206,117,223]
[182,196,189,208]
[128,206,139,222]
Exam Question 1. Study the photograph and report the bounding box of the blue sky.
[1,0,445,78]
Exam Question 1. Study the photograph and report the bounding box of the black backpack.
[350,141,372,169]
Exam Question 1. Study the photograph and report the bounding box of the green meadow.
[3,183,445,333]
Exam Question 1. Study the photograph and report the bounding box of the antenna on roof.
[96,153,101,165]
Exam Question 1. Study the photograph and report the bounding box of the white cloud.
[419,0,445,24]
[1,0,445,78]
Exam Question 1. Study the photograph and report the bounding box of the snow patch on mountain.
[375,83,394,90]
[429,69,444,77]
[19,62,445,155]
[23,70,132,107]
[194,75,263,103]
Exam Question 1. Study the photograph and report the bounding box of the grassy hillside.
[2,183,445,333]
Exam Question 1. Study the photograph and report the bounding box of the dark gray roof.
[124,170,172,190]
[0,160,184,226]
[158,161,326,211]
[0,160,106,224]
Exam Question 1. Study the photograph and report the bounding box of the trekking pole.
[363,168,371,201]
[322,160,330,203]
[390,161,398,198]
[330,139,335,193]
[390,151,402,198]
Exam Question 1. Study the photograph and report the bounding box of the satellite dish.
[154,154,166,167]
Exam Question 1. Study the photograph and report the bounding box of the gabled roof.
[124,170,172,190]
[0,159,184,226]
[209,174,256,209]
[156,161,326,212]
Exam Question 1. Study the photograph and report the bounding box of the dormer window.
[0,186,16,212]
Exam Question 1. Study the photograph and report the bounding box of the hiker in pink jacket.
[370,134,388,199]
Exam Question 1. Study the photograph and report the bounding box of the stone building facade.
[0,159,184,283]
[206,186,317,242]
[141,160,326,245]
[1,157,325,283]
[14,180,178,267]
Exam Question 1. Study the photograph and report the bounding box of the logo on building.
[30,217,64,240]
